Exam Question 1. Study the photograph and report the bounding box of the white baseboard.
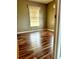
[17,29,45,34]
[47,29,54,32]
[17,29,54,34]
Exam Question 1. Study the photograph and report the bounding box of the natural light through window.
[29,6,40,27]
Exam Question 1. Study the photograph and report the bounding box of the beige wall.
[17,0,47,32]
[17,0,29,32]
[47,1,56,30]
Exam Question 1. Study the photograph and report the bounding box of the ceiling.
[29,0,53,4]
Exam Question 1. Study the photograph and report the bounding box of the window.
[29,6,40,27]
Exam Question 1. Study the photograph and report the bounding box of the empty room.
[17,0,60,59]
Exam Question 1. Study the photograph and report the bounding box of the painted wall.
[17,0,47,32]
[17,0,29,32]
[47,1,56,30]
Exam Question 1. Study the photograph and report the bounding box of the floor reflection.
[30,32,42,52]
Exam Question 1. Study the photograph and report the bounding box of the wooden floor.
[17,30,54,59]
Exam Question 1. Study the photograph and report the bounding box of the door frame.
[54,0,61,59]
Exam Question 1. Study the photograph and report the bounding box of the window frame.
[28,5,40,27]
